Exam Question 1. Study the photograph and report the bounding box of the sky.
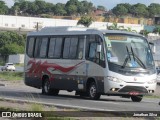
[3,0,160,10]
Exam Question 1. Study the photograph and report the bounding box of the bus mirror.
[97,45,102,52]
[149,42,156,54]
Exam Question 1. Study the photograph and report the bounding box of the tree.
[112,4,128,16]
[54,3,66,15]
[45,3,55,14]
[130,3,149,17]
[10,5,20,15]
[0,31,25,61]
[66,4,77,15]
[148,3,160,17]
[0,1,9,14]
[77,16,93,27]
[78,1,94,15]
[65,0,79,15]
[153,26,160,34]
[34,0,47,14]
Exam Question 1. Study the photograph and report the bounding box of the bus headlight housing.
[147,79,156,84]
[107,76,123,83]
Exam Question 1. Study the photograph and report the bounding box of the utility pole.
[34,22,43,31]
[36,22,39,31]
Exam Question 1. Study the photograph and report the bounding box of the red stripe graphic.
[27,59,84,78]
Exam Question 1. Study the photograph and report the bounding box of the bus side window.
[69,37,78,59]
[27,37,35,57]
[96,35,105,61]
[97,36,105,67]
[63,37,78,59]
[48,37,63,58]
[39,38,48,58]
[87,35,105,67]
[77,37,84,59]
[63,38,71,59]
[88,42,99,63]
[34,37,41,58]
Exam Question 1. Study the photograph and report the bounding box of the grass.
[0,106,17,111]
[15,63,24,67]
[144,95,160,98]
[30,103,44,111]
[0,102,75,120]
[0,72,23,81]
[0,61,5,66]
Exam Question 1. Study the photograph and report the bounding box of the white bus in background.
[24,26,157,102]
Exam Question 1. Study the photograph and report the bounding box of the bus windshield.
[105,34,154,69]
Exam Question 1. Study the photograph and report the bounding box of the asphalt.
[0,81,159,112]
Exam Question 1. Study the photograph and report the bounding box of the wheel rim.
[90,85,96,98]
[44,81,50,93]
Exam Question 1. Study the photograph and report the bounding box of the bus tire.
[88,82,101,100]
[131,95,143,102]
[42,78,59,96]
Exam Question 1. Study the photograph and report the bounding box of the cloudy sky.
[3,0,160,10]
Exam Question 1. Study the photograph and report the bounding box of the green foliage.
[112,4,128,16]
[153,26,160,34]
[2,0,160,19]
[0,31,25,57]
[78,1,94,15]
[108,22,124,30]
[130,3,149,17]
[54,3,66,16]
[0,72,23,81]
[30,103,43,111]
[9,0,94,16]
[77,16,93,27]
[0,43,24,55]
[148,3,160,17]
[111,3,158,18]
[123,27,137,33]
[65,0,79,15]
[0,1,9,14]
[5,0,160,18]
[140,30,150,36]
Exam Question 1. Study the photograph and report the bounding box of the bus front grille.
[118,86,148,93]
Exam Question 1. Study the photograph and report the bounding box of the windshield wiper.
[121,46,131,68]
[131,47,135,61]
[121,46,146,69]
[130,46,146,69]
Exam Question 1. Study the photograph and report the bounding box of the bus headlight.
[107,76,123,83]
[147,79,156,84]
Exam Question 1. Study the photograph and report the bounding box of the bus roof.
[28,26,143,37]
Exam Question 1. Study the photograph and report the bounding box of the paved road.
[0,82,159,112]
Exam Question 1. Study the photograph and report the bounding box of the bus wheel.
[88,82,101,100]
[131,95,143,102]
[42,78,59,96]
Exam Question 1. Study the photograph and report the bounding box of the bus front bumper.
[104,81,157,96]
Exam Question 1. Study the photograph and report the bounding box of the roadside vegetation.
[1,0,160,18]
[144,95,160,98]
[0,98,76,120]
[0,72,23,81]
[0,31,26,62]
